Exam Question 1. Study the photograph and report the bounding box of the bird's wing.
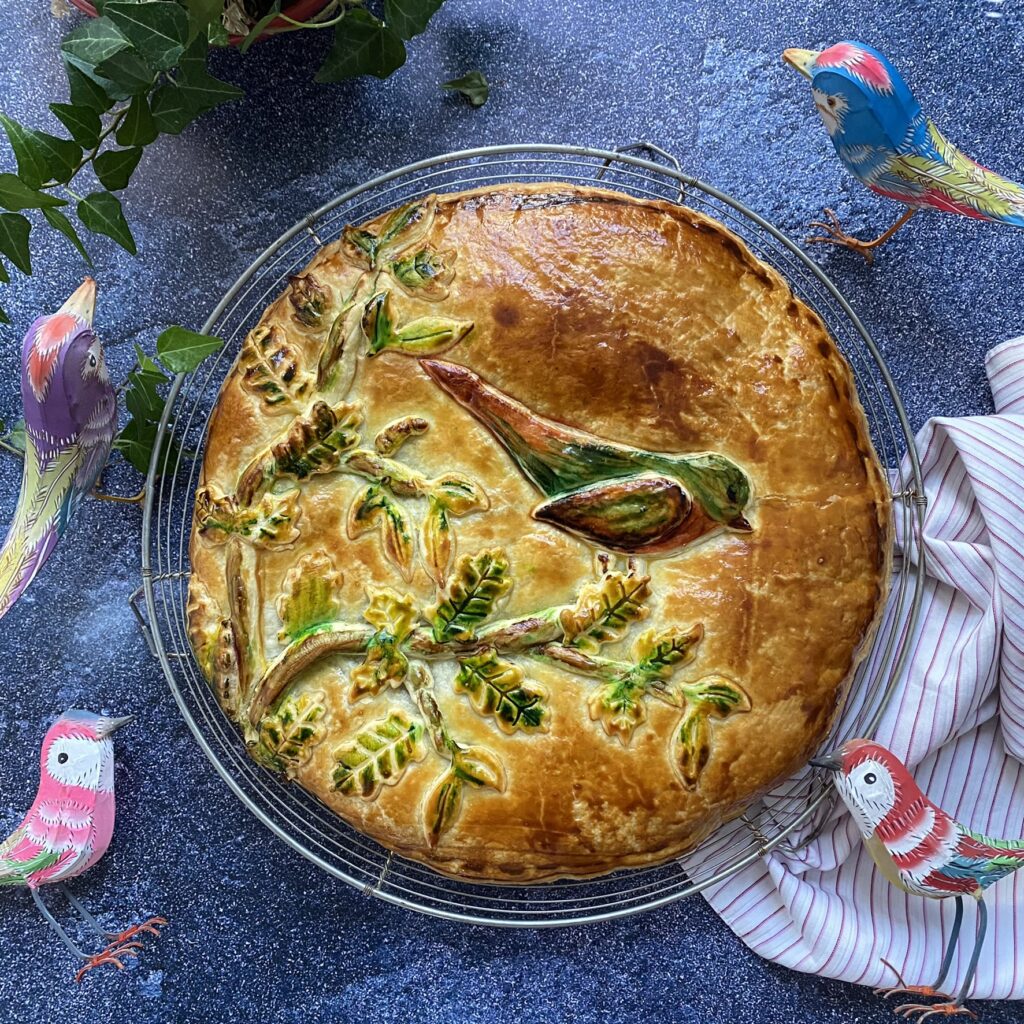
[877,121,1024,225]
[0,828,62,887]
[72,387,117,497]
[837,143,894,184]
[928,825,1024,893]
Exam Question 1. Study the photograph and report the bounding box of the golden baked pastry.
[187,183,890,882]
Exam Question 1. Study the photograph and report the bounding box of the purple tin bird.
[784,41,1024,261]
[0,279,117,619]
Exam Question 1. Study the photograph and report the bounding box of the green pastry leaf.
[331,710,426,797]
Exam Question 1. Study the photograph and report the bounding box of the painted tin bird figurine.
[0,710,165,982]
[812,739,1024,1019]
[783,42,1024,261]
[0,278,117,619]
[421,359,752,555]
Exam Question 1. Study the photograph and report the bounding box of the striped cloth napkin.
[702,337,1024,999]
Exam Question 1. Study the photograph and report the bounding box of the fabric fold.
[701,337,1024,999]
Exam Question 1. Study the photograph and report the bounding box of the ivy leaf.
[124,365,165,422]
[443,70,489,107]
[156,324,222,373]
[116,94,158,147]
[256,689,327,773]
[195,485,302,548]
[176,36,243,113]
[0,115,81,188]
[428,548,512,642]
[105,1,189,72]
[95,49,156,96]
[1,417,26,452]
[133,342,171,384]
[560,571,651,652]
[0,213,32,274]
[42,208,92,266]
[0,307,7,327]
[0,174,67,212]
[184,0,224,37]
[114,416,159,473]
[384,0,444,39]
[49,103,102,148]
[60,17,132,67]
[93,146,143,191]
[150,84,194,135]
[276,550,343,640]
[238,323,311,411]
[78,191,136,253]
[424,768,463,846]
[65,60,115,113]
[316,9,407,83]
[331,710,426,798]
[454,649,549,733]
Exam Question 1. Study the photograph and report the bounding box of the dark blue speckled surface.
[0,1,1022,1020]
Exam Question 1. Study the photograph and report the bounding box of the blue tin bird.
[784,42,1024,261]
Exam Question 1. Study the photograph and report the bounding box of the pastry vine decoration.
[191,198,758,850]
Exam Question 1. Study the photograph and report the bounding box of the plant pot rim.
[65,0,333,46]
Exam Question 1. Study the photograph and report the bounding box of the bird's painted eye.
[864,772,876,785]
[827,97,837,108]
[57,752,69,764]
[89,353,97,368]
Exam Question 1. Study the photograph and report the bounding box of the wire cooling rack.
[136,144,927,927]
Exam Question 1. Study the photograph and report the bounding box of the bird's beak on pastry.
[810,749,844,771]
[58,276,97,327]
[783,48,819,79]
[728,514,753,532]
[97,714,134,737]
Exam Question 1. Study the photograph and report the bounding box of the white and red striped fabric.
[701,337,1024,998]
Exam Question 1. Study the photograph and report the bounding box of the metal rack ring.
[139,144,926,927]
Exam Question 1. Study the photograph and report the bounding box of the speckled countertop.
[0,1,1022,1021]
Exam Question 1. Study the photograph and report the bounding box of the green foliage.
[276,550,343,640]
[77,191,135,252]
[256,690,327,773]
[156,324,223,373]
[316,9,407,83]
[560,570,651,652]
[442,70,489,107]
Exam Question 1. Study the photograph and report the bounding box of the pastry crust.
[187,184,890,882]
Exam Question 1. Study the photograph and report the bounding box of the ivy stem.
[0,437,23,458]
[40,103,131,195]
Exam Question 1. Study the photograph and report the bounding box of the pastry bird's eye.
[57,752,69,764]
[863,771,876,785]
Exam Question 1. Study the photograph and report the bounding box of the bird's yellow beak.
[783,48,820,79]
[57,276,97,327]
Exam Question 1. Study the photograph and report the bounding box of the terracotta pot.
[66,0,333,46]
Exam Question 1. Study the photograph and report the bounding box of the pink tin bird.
[0,711,165,982]
[812,739,1024,1020]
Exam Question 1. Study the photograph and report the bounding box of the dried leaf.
[346,484,416,581]
[276,550,342,641]
[428,548,512,642]
[454,649,549,733]
[559,571,651,653]
[672,709,711,789]
[424,768,463,847]
[236,401,362,505]
[257,690,327,773]
[331,710,426,798]
[587,679,647,746]
[195,485,301,548]
[239,324,311,411]
[389,246,456,301]
[452,744,506,791]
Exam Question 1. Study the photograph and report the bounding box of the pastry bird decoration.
[783,42,1024,261]
[0,279,117,620]
[0,711,165,982]
[421,359,752,555]
[813,739,1024,1020]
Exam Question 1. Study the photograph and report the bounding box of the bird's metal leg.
[875,897,963,1002]
[91,486,146,505]
[893,897,984,1021]
[806,207,917,263]
[30,886,88,959]
[59,885,117,940]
